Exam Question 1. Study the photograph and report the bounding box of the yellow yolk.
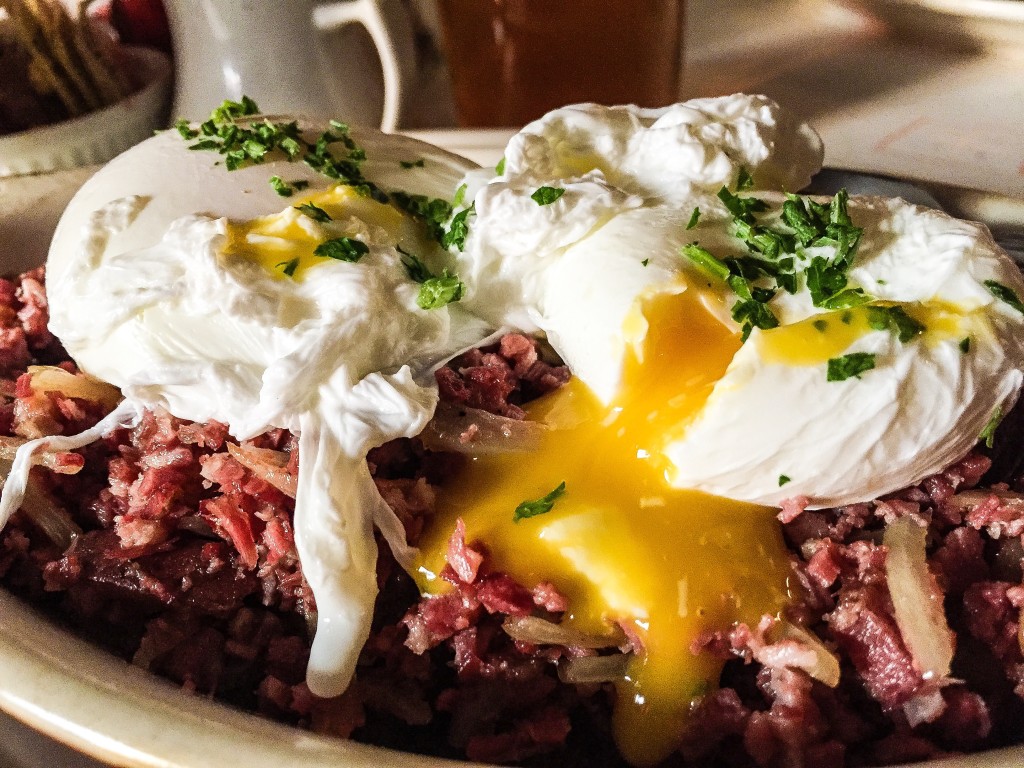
[758,303,974,366]
[414,288,794,766]
[223,185,431,279]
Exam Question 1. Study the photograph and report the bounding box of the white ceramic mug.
[164,0,414,131]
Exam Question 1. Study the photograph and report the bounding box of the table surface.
[1,0,1023,765]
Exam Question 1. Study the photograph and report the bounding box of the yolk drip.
[758,303,973,365]
[224,185,429,280]
[414,288,793,765]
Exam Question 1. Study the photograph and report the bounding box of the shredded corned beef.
[2,268,1024,767]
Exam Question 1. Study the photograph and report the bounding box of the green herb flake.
[681,243,730,282]
[866,305,925,343]
[827,352,876,382]
[399,247,433,283]
[442,204,474,251]
[813,319,828,333]
[985,280,1024,314]
[531,186,566,206]
[174,118,199,140]
[495,156,506,175]
[417,271,465,310]
[641,258,650,267]
[400,158,426,169]
[737,167,755,191]
[314,237,369,262]
[513,481,566,523]
[295,202,333,223]
[452,183,468,208]
[269,176,294,197]
[960,337,971,354]
[686,207,701,230]
[277,257,299,278]
[980,406,1004,448]
[778,474,792,487]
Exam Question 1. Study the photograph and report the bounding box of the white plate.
[1,137,1023,768]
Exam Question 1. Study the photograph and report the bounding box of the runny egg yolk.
[223,185,431,279]
[414,287,794,766]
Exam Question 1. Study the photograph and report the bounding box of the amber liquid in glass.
[436,0,685,127]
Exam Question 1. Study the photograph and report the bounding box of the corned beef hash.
[2,94,1024,767]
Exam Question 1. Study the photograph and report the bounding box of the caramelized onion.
[0,435,83,474]
[26,365,121,409]
[946,488,1024,511]
[558,653,632,684]
[420,401,546,455]
[773,620,841,688]
[227,442,297,498]
[502,615,624,649]
[884,515,954,680]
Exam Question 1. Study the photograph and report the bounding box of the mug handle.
[313,0,414,132]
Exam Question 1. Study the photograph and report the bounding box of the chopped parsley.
[960,336,971,354]
[686,207,701,230]
[400,247,466,310]
[531,186,565,206]
[314,237,368,262]
[980,406,1003,448]
[813,319,828,332]
[495,156,506,175]
[513,481,566,523]
[400,158,425,168]
[269,177,309,197]
[390,192,453,243]
[866,305,925,343]
[442,204,474,251]
[417,271,465,310]
[641,258,650,267]
[737,167,755,190]
[985,280,1024,314]
[277,257,299,277]
[827,352,876,382]
[453,183,468,208]
[681,243,730,282]
[295,202,332,222]
[778,474,791,487]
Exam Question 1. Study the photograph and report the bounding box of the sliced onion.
[227,442,296,498]
[558,653,632,684]
[946,488,1024,512]
[502,615,624,649]
[884,515,954,680]
[26,365,121,409]
[772,620,841,688]
[0,436,84,475]
[420,402,546,455]
[20,480,81,550]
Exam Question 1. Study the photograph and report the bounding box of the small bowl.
[0,45,171,178]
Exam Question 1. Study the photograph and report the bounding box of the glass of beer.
[434,0,685,127]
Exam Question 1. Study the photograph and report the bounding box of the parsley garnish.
[985,280,1024,314]
[495,156,506,175]
[399,247,466,310]
[418,271,465,310]
[686,207,701,230]
[295,202,332,222]
[269,177,309,197]
[827,352,876,382]
[641,258,650,267]
[400,158,425,169]
[513,482,566,523]
[681,243,730,282]
[277,257,299,277]
[737,167,755,190]
[531,186,565,206]
[314,237,368,262]
[980,406,1003,448]
[778,474,791,487]
[442,204,474,251]
[960,337,971,354]
[390,192,453,244]
[175,118,199,140]
[866,305,925,343]
[453,183,468,208]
